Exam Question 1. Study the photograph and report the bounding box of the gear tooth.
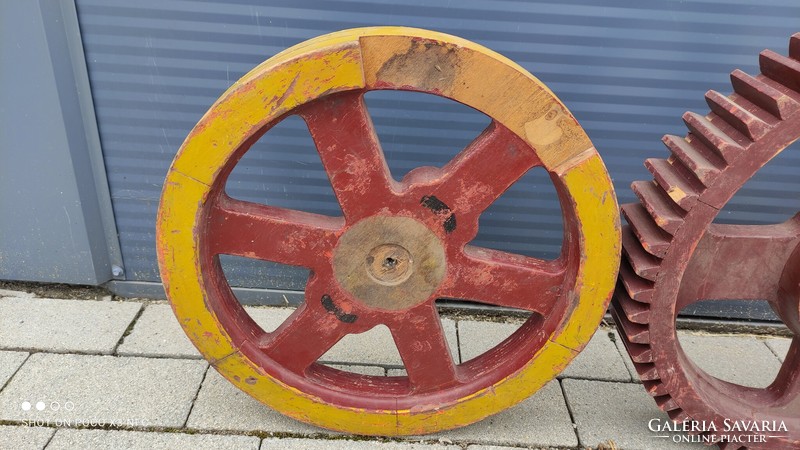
[626,342,654,364]
[790,32,800,60]
[622,225,661,281]
[621,203,671,258]
[730,69,800,120]
[619,259,654,303]
[643,379,669,396]
[663,134,723,186]
[718,442,745,450]
[667,409,691,423]
[760,49,800,93]
[704,90,771,141]
[614,282,651,323]
[654,394,681,411]
[645,158,701,210]
[610,309,660,379]
[632,179,686,234]
[682,112,744,163]
[611,297,651,344]
[635,362,661,381]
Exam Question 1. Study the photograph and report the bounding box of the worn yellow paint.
[171,43,365,186]
[157,26,621,436]
[359,32,593,170]
[211,341,576,435]
[156,170,237,362]
[552,152,622,351]
[668,187,688,204]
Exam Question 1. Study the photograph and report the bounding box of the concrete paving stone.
[325,364,386,376]
[246,306,437,366]
[322,324,402,366]
[47,429,260,450]
[678,332,782,388]
[0,297,141,354]
[116,305,297,359]
[438,381,577,448]
[764,337,792,362]
[0,351,29,388]
[0,425,54,450]
[187,369,326,434]
[0,353,207,428]
[117,304,200,358]
[246,306,295,332]
[117,303,455,369]
[0,289,35,298]
[464,446,533,450]
[321,319,458,367]
[458,320,519,362]
[560,328,632,382]
[148,304,458,369]
[261,438,459,450]
[563,379,705,450]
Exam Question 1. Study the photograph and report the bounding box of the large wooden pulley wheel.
[156,27,620,435]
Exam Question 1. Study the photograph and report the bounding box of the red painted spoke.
[300,92,395,222]
[441,245,566,314]
[208,196,342,271]
[389,303,458,392]
[425,121,539,240]
[257,277,354,374]
[677,219,800,309]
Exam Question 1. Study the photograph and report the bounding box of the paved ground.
[0,289,791,450]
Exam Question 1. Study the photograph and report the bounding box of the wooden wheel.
[156,27,620,435]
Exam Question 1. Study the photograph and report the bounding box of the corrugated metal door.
[76,0,800,318]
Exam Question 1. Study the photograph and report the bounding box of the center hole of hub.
[366,244,412,286]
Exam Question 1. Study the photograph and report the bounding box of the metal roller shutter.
[76,0,800,317]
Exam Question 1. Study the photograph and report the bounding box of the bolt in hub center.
[366,244,413,286]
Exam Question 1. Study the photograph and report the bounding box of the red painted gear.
[612,33,800,449]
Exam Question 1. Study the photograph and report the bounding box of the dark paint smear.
[421,195,450,213]
[321,294,357,323]
[420,195,457,234]
[443,214,457,233]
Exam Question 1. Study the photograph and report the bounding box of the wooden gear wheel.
[156,27,620,435]
[612,34,800,449]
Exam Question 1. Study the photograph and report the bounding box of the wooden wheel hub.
[333,216,445,310]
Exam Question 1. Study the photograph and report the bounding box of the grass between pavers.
[0,418,594,449]
[0,353,31,393]
[0,280,112,301]
[113,303,149,354]
[182,365,211,428]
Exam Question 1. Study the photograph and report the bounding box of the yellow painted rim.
[156,26,621,435]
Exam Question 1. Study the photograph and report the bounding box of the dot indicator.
[35,401,45,411]
[21,401,31,411]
